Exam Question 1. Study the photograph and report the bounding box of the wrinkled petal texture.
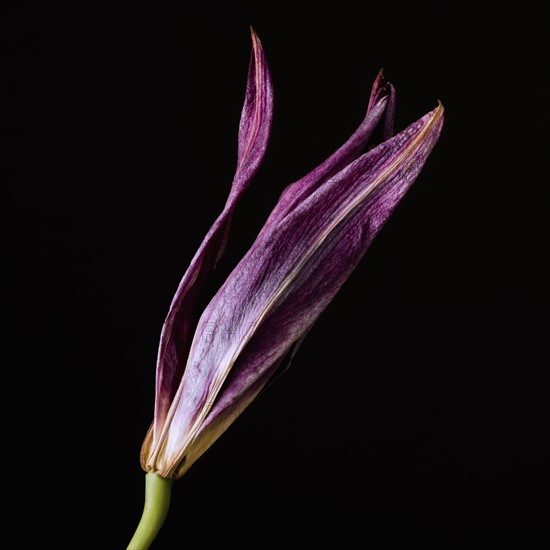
[152,102,444,476]
[151,30,273,443]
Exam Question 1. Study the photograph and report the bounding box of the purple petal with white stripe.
[147,99,443,477]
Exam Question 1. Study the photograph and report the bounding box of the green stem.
[127,473,173,549]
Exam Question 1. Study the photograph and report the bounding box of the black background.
[4,2,549,548]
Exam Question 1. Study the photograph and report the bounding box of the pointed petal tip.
[374,68,392,93]
[372,68,387,88]
[249,27,267,67]
[368,69,393,113]
[423,100,444,122]
[423,101,444,137]
[250,26,261,50]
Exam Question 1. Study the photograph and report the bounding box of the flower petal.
[264,71,393,228]
[151,29,273,444]
[150,103,443,476]
[232,28,274,199]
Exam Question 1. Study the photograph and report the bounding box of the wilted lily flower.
[128,29,443,549]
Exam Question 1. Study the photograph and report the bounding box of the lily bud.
[129,28,443,550]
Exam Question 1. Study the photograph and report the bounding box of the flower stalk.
[127,473,173,550]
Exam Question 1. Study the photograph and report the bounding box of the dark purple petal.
[367,69,395,140]
[263,71,393,228]
[382,81,396,140]
[232,28,274,199]
[153,104,443,474]
[150,29,273,445]
[198,103,443,435]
